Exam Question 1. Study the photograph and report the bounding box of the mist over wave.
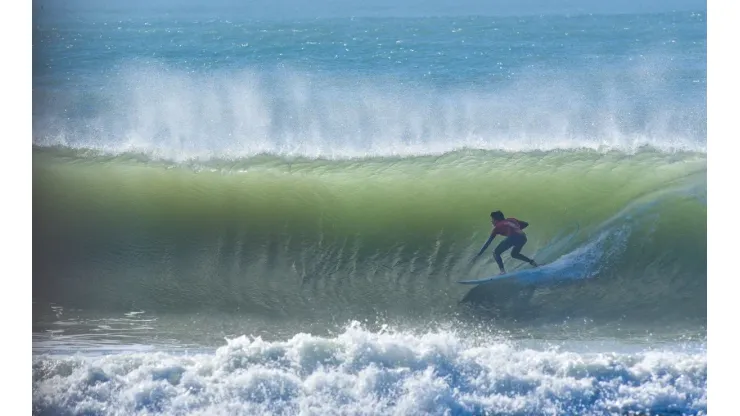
[33,62,705,161]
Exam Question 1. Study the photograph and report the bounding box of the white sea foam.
[33,323,707,415]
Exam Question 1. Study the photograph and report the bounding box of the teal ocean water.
[33,7,706,415]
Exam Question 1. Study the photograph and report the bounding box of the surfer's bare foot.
[499,269,506,275]
[530,261,538,267]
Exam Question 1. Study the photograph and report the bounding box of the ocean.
[32,7,707,415]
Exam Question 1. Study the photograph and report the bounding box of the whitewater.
[33,8,706,416]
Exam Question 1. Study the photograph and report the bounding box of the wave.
[33,147,706,325]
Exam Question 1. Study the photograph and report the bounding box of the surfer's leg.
[511,236,538,267]
[511,248,536,266]
[493,238,515,272]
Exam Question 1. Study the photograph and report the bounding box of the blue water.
[32,7,706,415]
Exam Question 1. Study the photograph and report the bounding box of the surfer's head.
[491,211,505,222]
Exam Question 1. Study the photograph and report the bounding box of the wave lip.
[32,324,707,416]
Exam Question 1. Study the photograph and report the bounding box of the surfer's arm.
[476,232,496,256]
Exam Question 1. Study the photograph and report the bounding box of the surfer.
[475,211,538,274]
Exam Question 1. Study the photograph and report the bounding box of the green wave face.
[33,148,706,324]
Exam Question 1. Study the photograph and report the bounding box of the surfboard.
[457,265,546,285]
